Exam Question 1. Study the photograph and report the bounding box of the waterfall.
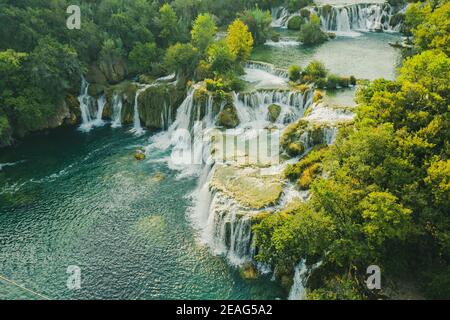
[93,95,106,127]
[205,192,254,266]
[77,78,106,132]
[317,3,402,33]
[245,61,289,79]
[288,260,323,300]
[147,84,314,267]
[130,84,153,136]
[271,7,290,28]
[111,93,123,128]
[274,3,404,33]
[78,77,94,132]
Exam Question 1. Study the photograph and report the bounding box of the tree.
[207,40,236,75]
[28,36,81,94]
[288,64,302,81]
[155,3,179,47]
[412,2,450,54]
[304,60,328,80]
[226,19,254,61]
[164,43,199,77]
[298,22,328,46]
[238,8,272,46]
[191,13,217,54]
[128,42,159,75]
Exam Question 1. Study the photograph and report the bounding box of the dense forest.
[254,1,450,299]
[0,0,449,299]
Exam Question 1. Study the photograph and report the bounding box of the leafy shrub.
[288,64,302,82]
[326,74,340,89]
[287,16,305,30]
[305,60,328,80]
[298,23,328,46]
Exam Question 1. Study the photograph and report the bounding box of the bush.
[271,33,281,42]
[305,60,328,80]
[338,77,350,88]
[326,74,340,89]
[350,75,357,86]
[288,64,302,82]
[287,16,305,30]
[195,60,213,81]
[300,8,311,19]
[299,23,328,46]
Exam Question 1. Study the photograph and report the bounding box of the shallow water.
[0,127,285,299]
[253,32,403,80]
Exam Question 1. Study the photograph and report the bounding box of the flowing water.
[0,127,285,299]
[0,6,402,299]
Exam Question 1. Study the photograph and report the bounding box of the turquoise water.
[0,30,402,300]
[0,127,285,299]
[253,32,403,80]
[252,32,402,106]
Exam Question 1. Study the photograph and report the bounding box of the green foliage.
[29,36,81,93]
[412,2,450,54]
[288,64,302,81]
[287,16,305,30]
[304,60,328,80]
[287,0,313,13]
[298,22,328,46]
[128,42,160,75]
[155,4,179,48]
[191,13,217,54]
[226,19,254,61]
[164,43,199,77]
[239,8,272,46]
[207,40,237,75]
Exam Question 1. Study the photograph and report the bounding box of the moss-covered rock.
[216,105,240,128]
[240,262,258,280]
[138,83,185,130]
[268,104,281,122]
[210,165,283,209]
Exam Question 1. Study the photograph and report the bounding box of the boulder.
[216,105,240,128]
[267,104,281,122]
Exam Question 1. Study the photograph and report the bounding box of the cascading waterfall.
[288,260,322,300]
[78,77,94,132]
[93,95,106,127]
[275,3,404,33]
[271,7,290,28]
[130,84,153,136]
[288,260,309,300]
[148,86,313,252]
[317,3,402,33]
[205,193,254,266]
[78,78,106,132]
[245,61,289,79]
[111,93,123,128]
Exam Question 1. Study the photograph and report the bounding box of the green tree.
[226,19,254,61]
[191,14,217,54]
[164,43,199,77]
[128,42,159,75]
[207,40,236,75]
[239,8,272,46]
[155,4,179,47]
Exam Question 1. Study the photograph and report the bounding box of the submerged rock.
[134,149,145,161]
